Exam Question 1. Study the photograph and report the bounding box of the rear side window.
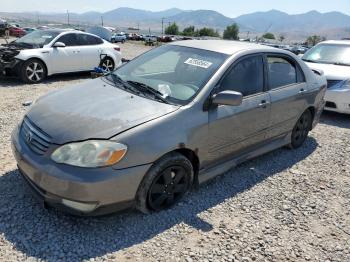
[57,33,79,46]
[78,34,103,45]
[267,56,299,89]
[220,55,264,96]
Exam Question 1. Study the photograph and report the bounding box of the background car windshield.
[15,30,60,47]
[114,45,228,105]
[303,44,350,65]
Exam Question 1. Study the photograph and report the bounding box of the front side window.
[267,56,297,89]
[57,33,79,46]
[111,45,228,105]
[220,55,264,96]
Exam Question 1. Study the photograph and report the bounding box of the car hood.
[305,62,350,80]
[26,78,180,144]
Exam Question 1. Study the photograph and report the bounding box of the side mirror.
[212,90,243,106]
[52,42,66,48]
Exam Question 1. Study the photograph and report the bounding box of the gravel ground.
[0,40,350,262]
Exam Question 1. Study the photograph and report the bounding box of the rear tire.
[136,152,194,214]
[20,59,47,84]
[289,109,312,149]
[99,57,115,72]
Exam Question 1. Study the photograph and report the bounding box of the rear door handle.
[258,100,270,108]
[299,88,307,94]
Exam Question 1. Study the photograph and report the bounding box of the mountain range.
[1,8,350,40]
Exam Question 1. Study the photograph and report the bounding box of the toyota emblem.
[26,131,33,143]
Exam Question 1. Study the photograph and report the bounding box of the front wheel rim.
[26,62,44,82]
[148,166,189,211]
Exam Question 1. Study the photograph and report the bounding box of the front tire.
[20,59,47,84]
[136,152,194,213]
[289,109,312,149]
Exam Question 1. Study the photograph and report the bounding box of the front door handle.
[258,100,270,108]
[299,88,307,94]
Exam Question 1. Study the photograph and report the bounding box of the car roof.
[170,40,278,55]
[319,40,350,46]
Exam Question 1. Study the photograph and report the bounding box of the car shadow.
[0,72,92,87]
[0,137,318,261]
[320,111,350,128]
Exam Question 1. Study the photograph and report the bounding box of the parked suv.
[111,33,127,43]
[12,41,326,216]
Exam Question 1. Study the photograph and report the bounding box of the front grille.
[20,117,52,155]
[325,101,337,109]
[327,80,342,88]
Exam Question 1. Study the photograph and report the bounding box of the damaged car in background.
[0,29,122,83]
[12,40,326,216]
[303,40,350,114]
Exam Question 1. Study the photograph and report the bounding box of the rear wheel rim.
[101,59,114,72]
[293,113,310,145]
[26,62,44,82]
[148,166,189,211]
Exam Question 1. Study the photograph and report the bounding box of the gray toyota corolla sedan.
[12,40,326,215]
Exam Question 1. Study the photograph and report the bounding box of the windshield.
[110,45,228,105]
[302,44,350,66]
[13,30,60,48]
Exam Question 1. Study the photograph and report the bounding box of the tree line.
[165,22,326,46]
[165,22,239,40]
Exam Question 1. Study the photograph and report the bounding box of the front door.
[208,54,271,165]
[50,33,81,73]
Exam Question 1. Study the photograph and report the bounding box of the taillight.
[114,47,121,52]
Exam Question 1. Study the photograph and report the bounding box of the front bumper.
[0,58,22,76]
[11,125,152,216]
[324,89,350,114]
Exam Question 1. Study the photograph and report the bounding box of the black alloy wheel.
[148,165,190,211]
[290,110,312,149]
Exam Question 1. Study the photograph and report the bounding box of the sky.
[1,0,349,17]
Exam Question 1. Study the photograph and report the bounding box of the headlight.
[51,140,127,168]
[341,79,350,90]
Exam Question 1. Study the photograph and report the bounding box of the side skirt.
[198,132,291,184]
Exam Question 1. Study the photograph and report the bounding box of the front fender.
[110,105,208,170]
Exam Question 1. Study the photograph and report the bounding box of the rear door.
[265,54,308,139]
[208,54,271,164]
[77,34,103,70]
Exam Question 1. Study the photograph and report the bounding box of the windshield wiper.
[333,62,350,67]
[108,74,138,93]
[302,59,318,63]
[127,80,169,104]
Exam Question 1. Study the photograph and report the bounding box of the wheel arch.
[171,148,200,187]
[306,106,315,130]
[23,57,49,76]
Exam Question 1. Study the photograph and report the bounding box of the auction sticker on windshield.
[184,58,213,69]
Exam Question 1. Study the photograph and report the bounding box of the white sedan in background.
[302,40,350,114]
[2,29,122,83]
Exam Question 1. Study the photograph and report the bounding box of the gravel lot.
[0,40,349,262]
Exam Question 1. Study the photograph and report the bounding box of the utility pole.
[67,10,69,26]
[36,12,40,25]
[162,17,164,36]
[101,16,104,26]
